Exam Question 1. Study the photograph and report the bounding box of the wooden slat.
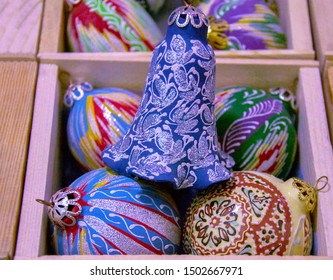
[0,0,43,58]
[0,61,38,259]
[278,0,313,51]
[297,67,333,256]
[308,0,333,69]
[15,254,333,260]
[38,0,65,54]
[322,65,333,145]
[37,52,318,91]
[14,63,62,258]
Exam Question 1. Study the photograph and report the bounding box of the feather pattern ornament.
[200,0,287,50]
[214,86,297,179]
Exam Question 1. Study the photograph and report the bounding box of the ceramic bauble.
[214,86,297,179]
[182,171,316,256]
[66,0,162,52]
[64,82,140,170]
[199,0,287,50]
[102,4,234,190]
[39,168,181,255]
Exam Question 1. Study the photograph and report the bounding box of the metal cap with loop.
[36,189,82,229]
[63,82,93,108]
[292,176,330,213]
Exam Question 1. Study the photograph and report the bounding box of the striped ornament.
[49,168,181,255]
[65,83,140,171]
[67,0,163,52]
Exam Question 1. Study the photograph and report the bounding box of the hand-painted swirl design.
[214,86,297,179]
[183,171,313,256]
[50,168,181,255]
[200,0,287,50]
[67,0,162,52]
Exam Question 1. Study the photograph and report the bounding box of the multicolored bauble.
[66,0,163,52]
[199,0,287,50]
[214,86,297,179]
[182,171,316,256]
[64,82,140,171]
[43,168,181,255]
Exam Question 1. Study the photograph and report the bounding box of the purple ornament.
[200,0,287,50]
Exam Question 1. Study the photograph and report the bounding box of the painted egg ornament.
[182,171,316,256]
[66,0,163,52]
[199,0,287,50]
[214,86,297,179]
[38,168,181,255]
[64,82,140,171]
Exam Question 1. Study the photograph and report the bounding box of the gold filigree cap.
[292,176,329,213]
[168,5,209,28]
[292,178,317,213]
[207,16,229,50]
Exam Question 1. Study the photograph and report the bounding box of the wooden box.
[310,0,333,143]
[308,0,333,153]
[308,0,333,70]
[0,0,44,60]
[14,56,333,259]
[322,63,333,144]
[38,0,314,60]
[0,61,38,259]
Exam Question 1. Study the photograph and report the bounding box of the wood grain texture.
[37,0,314,59]
[14,63,62,258]
[38,0,65,54]
[322,65,333,145]
[297,67,333,256]
[0,0,43,57]
[278,0,313,51]
[308,0,333,69]
[0,61,38,259]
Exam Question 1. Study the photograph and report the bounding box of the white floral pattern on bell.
[102,4,234,190]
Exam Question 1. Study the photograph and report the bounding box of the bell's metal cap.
[168,5,209,28]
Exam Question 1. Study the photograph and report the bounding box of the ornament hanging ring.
[314,176,329,192]
[36,199,54,208]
